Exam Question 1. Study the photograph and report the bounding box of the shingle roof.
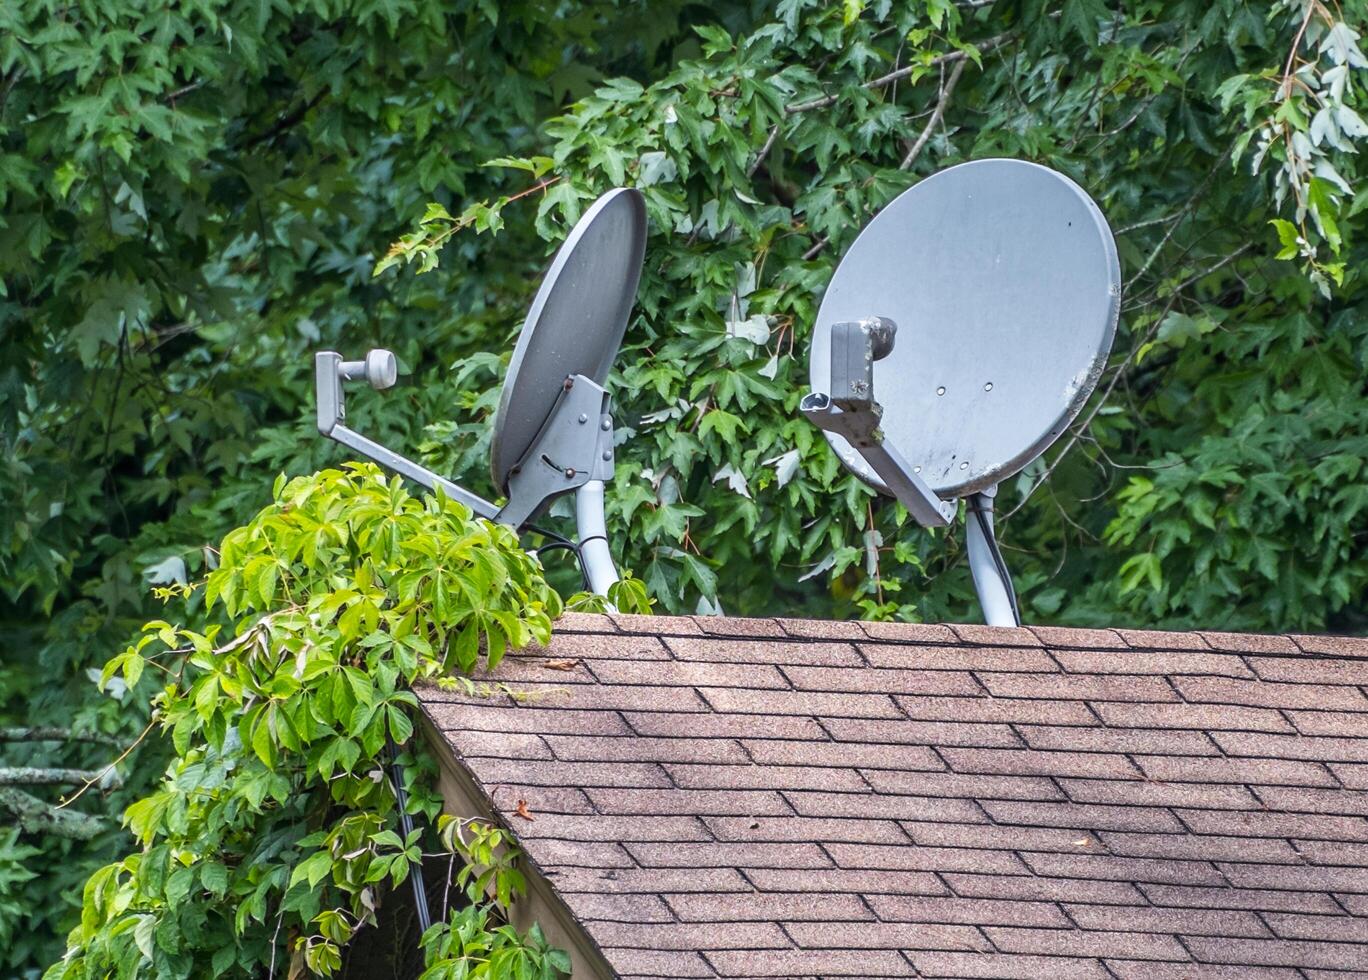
[417,613,1368,979]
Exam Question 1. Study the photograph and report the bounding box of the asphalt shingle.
[418,613,1368,978]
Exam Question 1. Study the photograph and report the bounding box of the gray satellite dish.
[313,187,648,599]
[491,187,647,492]
[311,188,647,954]
[802,159,1120,626]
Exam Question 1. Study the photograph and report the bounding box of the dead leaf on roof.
[515,799,536,821]
[542,659,579,671]
[1074,838,1092,847]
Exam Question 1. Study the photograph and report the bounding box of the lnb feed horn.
[800,317,955,529]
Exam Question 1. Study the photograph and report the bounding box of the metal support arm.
[315,351,620,598]
[315,351,498,519]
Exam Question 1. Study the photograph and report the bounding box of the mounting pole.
[801,319,1026,627]
[965,485,1020,627]
[575,479,620,597]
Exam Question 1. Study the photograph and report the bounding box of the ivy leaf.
[133,915,156,961]
[386,705,414,744]
[289,851,334,891]
[199,862,229,898]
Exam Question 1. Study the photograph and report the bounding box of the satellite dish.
[802,159,1120,625]
[491,188,647,492]
[810,159,1120,497]
[312,187,648,599]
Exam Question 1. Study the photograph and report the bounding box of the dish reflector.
[809,158,1120,497]
[491,188,648,492]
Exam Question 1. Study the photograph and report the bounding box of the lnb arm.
[315,350,499,520]
[800,318,955,529]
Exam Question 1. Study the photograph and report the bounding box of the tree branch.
[747,123,781,178]
[802,235,829,260]
[0,766,117,787]
[901,57,967,170]
[1165,242,1255,297]
[0,726,120,746]
[59,719,154,808]
[1115,212,1184,236]
[243,91,327,150]
[785,33,1012,114]
[0,787,109,840]
[163,80,205,104]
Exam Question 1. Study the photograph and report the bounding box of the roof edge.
[553,611,1368,658]
[417,715,615,980]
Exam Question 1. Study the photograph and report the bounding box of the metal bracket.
[800,318,956,528]
[497,374,614,529]
[315,350,498,519]
[315,353,615,531]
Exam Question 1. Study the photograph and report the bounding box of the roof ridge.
[553,612,1368,660]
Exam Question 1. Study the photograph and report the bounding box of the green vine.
[46,464,570,978]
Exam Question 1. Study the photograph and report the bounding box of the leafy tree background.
[2,0,1366,972]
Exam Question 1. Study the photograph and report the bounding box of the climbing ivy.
[46,464,568,977]
[1,0,691,964]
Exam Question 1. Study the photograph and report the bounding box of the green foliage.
[5,0,1368,970]
[46,464,565,977]
[1104,302,1368,628]
[1216,0,1367,293]
[566,575,656,615]
[420,910,568,980]
[0,0,691,964]
[414,817,569,979]
[397,0,1368,629]
[0,828,41,956]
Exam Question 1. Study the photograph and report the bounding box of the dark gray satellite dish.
[801,159,1121,626]
[313,187,648,598]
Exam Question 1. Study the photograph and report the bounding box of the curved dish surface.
[491,188,648,490]
[809,158,1121,497]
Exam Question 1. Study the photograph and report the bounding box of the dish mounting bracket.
[497,374,615,530]
[315,350,620,595]
[800,318,956,529]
